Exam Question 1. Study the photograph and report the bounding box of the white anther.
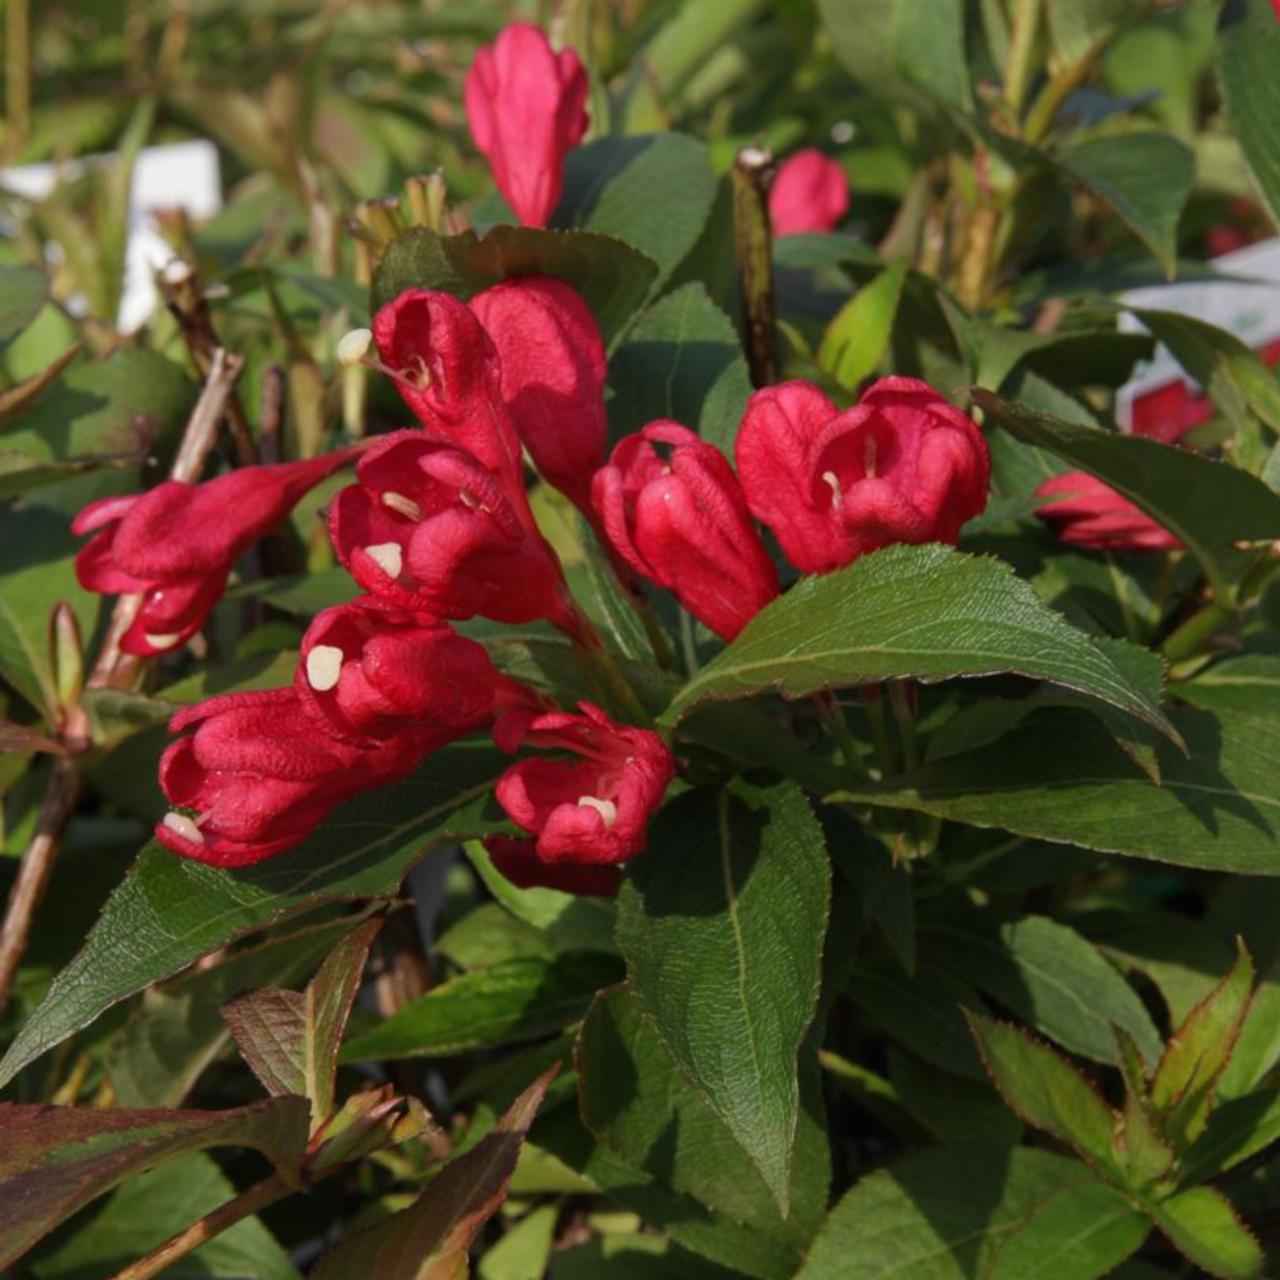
[306,644,344,692]
[162,811,205,845]
[161,257,195,286]
[821,470,842,508]
[144,632,182,651]
[381,490,422,520]
[337,327,373,366]
[363,542,403,579]
[577,795,618,828]
[458,488,479,510]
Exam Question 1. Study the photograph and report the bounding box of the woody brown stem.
[731,146,778,388]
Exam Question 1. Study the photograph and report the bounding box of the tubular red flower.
[1035,472,1182,552]
[328,431,573,628]
[371,289,526,491]
[769,149,850,237]
[464,22,589,228]
[592,422,779,641]
[484,834,623,897]
[72,451,355,657]
[736,376,990,574]
[155,688,434,867]
[469,275,607,514]
[493,701,674,868]
[297,598,537,745]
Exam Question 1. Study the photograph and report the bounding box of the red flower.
[769,149,850,237]
[485,835,623,897]
[470,275,607,514]
[73,452,353,657]
[155,688,433,867]
[592,422,779,641]
[372,289,525,491]
[464,22,589,228]
[1035,472,1181,552]
[329,431,573,628]
[736,377,990,574]
[297,598,536,745]
[493,701,674,868]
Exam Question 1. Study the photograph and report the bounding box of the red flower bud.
[372,289,526,491]
[329,431,573,628]
[736,377,990,574]
[494,701,674,868]
[470,275,607,513]
[1035,472,1181,552]
[592,422,779,641]
[769,149,850,237]
[297,598,537,745]
[73,452,354,657]
[464,22,589,228]
[155,688,433,867]
[484,834,623,897]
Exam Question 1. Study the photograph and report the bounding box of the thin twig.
[731,146,778,388]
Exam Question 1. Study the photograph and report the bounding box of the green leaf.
[0,265,48,347]
[340,953,619,1061]
[835,706,1280,875]
[1150,940,1254,1148]
[1182,1089,1280,1183]
[1045,0,1153,65]
[1181,651,1280,719]
[606,282,752,455]
[836,833,915,975]
[558,134,717,294]
[1217,0,1280,232]
[0,745,511,1088]
[795,1145,1146,1280]
[923,915,1162,1067]
[0,1096,309,1270]
[372,226,657,351]
[223,917,382,1129]
[311,1066,556,1280]
[1056,133,1194,276]
[577,986,825,1253]
[1148,1186,1263,1280]
[974,388,1280,605]
[818,264,907,392]
[616,781,831,1212]
[31,1151,299,1280]
[0,342,82,430]
[475,1204,557,1280]
[662,543,1175,745]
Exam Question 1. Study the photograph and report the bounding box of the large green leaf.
[662,543,1174,743]
[0,265,48,347]
[794,1145,1147,1280]
[835,706,1280,874]
[616,781,831,1212]
[0,745,510,1088]
[606,282,752,455]
[974,388,1280,604]
[558,133,717,293]
[0,1096,309,1269]
[1217,0,1280,231]
[372,226,657,350]
[1148,1186,1263,1280]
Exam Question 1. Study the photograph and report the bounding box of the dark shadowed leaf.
[1217,0,1280,231]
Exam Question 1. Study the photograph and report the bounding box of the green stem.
[813,693,871,782]
[888,682,920,771]
[731,145,778,388]
[5,0,30,162]
[1003,0,1044,120]
[860,687,897,775]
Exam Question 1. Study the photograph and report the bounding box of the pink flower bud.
[371,289,526,491]
[484,835,623,897]
[470,275,607,514]
[328,431,573,628]
[1035,472,1181,552]
[769,149,850,237]
[592,422,779,641]
[155,688,433,867]
[297,598,537,746]
[72,452,355,657]
[494,701,674,868]
[736,377,990,574]
[464,22,589,228]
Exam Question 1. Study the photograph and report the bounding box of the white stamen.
[306,644,345,692]
[337,327,373,366]
[363,542,403,579]
[458,488,479,510]
[163,811,205,845]
[144,632,182,651]
[381,490,422,520]
[577,795,618,828]
[821,470,842,508]
[161,257,195,286]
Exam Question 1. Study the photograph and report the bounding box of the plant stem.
[1003,0,1043,120]
[731,145,778,388]
[813,692,871,782]
[5,0,30,163]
